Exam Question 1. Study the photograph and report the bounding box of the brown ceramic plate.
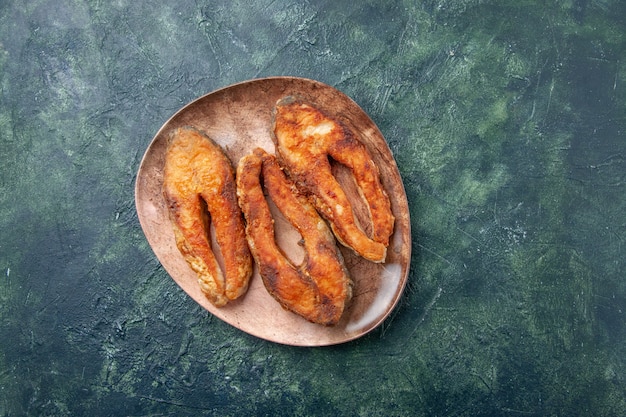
[135,77,411,346]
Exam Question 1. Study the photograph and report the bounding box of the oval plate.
[135,77,411,346]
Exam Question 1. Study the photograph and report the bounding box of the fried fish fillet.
[163,126,253,307]
[237,148,352,325]
[271,97,394,263]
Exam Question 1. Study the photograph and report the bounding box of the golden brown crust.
[271,97,395,263]
[163,126,253,307]
[236,148,352,325]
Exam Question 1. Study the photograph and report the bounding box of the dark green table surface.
[1,1,625,416]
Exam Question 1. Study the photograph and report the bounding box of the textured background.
[1,1,625,416]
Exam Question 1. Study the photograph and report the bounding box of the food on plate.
[162,126,253,307]
[236,148,352,325]
[271,96,394,263]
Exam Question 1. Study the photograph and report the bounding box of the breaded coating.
[272,97,394,263]
[163,126,252,306]
[237,148,352,325]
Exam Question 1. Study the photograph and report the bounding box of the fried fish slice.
[237,148,352,325]
[271,97,394,263]
[163,126,253,307]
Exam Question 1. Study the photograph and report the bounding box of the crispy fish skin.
[163,126,253,307]
[237,148,352,325]
[272,97,394,263]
